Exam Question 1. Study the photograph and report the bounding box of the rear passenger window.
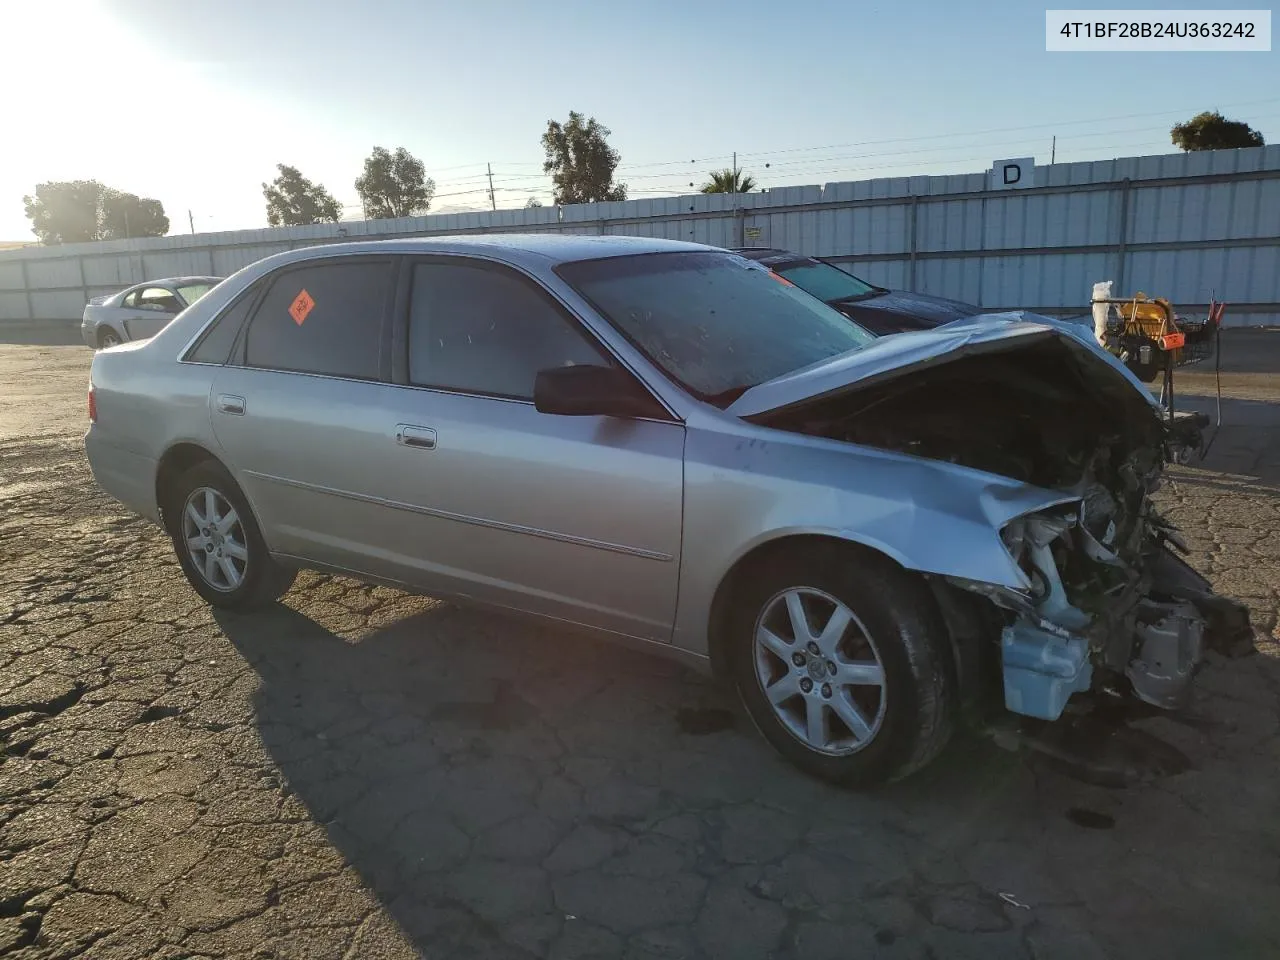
[408,261,607,399]
[186,287,258,364]
[245,260,391,381]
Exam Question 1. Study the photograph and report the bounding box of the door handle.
[216,394,246,416]
[396,424,436,450]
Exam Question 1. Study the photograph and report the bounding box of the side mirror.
[533,364,665,419]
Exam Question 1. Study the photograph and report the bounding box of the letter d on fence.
[991,157,1035,190]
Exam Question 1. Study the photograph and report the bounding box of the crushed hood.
[726,313,1159,420]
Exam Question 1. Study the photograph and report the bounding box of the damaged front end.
[745,321,1253,722]
[956,494,1251,721]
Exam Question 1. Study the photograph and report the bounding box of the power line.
[580,130,1245,198]
[448,95,1280,177]
[717,115,1280,175]
[442,110,1253,189]
[348,95,1280,209]
[730,96,1280,160]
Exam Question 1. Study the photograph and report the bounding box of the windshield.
[772,259,878,302]
[176,282,217,306]
[557,251,874,405]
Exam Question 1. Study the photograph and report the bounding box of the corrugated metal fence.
[3,145,1278,328]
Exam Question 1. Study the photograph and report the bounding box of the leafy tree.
[541,111,627,205]
[101,191,169,239]
[262,164,342,226]
[524,197,544,208]
[1170,111,1264,151]
[700,168,757,194]
[22,180,169,244]
[354,146,435,218]
[23,181,101,243]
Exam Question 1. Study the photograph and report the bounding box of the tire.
[730,543,957,786]
[98,328,122,349]
[163,459,297,611]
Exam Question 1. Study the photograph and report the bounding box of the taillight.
[88,385,97,423]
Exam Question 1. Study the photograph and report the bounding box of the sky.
[1,0,1278,241]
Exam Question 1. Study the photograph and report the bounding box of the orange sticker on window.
[768,271,795,287]
[289,289,315,326]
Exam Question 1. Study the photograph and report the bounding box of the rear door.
[208,255,405,579]
[374,256,686,642]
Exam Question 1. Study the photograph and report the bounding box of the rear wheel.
[164,460,296,610]
[98,328,122,349]
[730,543,957,786]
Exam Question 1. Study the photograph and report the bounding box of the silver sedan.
[83,235,1248,784]
[81,276,223,348]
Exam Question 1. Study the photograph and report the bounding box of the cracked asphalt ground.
[2,333,1279,960]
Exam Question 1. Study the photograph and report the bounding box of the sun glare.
[0,1,213,236]
[0,1,360,237]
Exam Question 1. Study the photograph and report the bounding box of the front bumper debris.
[949,505,1253,723]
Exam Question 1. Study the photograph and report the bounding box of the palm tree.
[700,168,757,194]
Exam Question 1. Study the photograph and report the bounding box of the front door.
[376,257,686,642]
[124,286,182,339]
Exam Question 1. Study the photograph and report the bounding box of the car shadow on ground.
[213,599,1028,955]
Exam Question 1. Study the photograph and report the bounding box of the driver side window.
[407,261,608,400]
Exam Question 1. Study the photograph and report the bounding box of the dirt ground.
[1,332,1278,960]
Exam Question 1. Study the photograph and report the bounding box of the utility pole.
[733,151,738,190]
[188,209,195,234]
[1051,136,1056,165]
[487,163,497,211]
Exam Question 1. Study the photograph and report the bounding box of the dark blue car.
[732,248,980,336]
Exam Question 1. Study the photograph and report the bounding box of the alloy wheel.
[181,486,249,592]
[752,586,887,755]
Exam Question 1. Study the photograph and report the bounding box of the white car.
[81,276,223,348]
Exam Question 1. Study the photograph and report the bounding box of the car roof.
[128,276,223,289]
[263,234,716,270]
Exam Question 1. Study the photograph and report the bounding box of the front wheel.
[164,460,296,611]
[730,544,957,786]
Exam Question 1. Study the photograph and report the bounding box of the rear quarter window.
[185,285,261,364]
